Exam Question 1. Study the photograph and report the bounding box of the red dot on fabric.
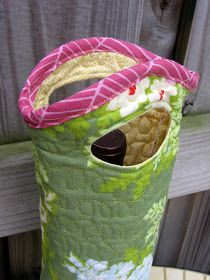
[159,89,165,100]
[129,85,136,95]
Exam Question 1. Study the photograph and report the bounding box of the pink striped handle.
[18,37,199,128]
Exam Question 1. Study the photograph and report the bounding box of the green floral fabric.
[30,76,188,280]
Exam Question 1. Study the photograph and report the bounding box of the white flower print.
[107,78,150,117]
[39,190,57,244]
[127,77,150,103]
[148,78,177,111]
[107,77,178,116]
[65,251,153,280]
[40,189,57,224]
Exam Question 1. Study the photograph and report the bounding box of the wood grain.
[173,0,197,63]
[177,191,210,273]
[8,231,41,280]
[0,141,40,237]
[183,0,210,115]
[140,0,184,57]
[170,113,210,198]
[0,113,210,237]
[154,191,210,273]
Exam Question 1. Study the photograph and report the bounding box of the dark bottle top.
[91,129,127,166]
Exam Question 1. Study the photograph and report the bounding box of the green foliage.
[154,151,175,176]
[32,144,49,186]
[54,125,65,133]
[100,173,133,193]
[100,162,155,201]
[133,163,154,201]
[143,197,167,248]
[49,262,59,280]
[124,248,139,264]
[139,245,153,265]
[124,245,153,266]
[68,116,90,139]
[42,128,57,139]
[96,105,121,131]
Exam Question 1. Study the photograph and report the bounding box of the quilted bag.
[19,37,199,280]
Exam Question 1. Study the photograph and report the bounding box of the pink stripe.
[19,37,200,128]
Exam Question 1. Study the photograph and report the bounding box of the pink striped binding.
[18,37,199,128]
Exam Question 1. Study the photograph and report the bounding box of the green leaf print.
[67,115,90,139]
[124,248,139,264]
[133,164,153,201]
[100,162,154,201]
[143,197,167,248]
[124,245,153,267]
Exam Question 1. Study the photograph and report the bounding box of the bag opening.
[91,107,170,166]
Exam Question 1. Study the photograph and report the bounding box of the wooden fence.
[0,0,210,279]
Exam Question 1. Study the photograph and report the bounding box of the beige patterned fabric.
[34,52,137,109]
[120,108,170,165]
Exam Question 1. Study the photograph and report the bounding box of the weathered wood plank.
[177,191,210,273]
[140,0,184,57]
[170,113,210,198]
[8,231,41,280]
[154,190,210,273]
[184,0,210,115]
[0,113,210,237]
[0,142,40,237]
[173,0,197,63]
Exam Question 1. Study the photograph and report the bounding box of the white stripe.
[110,38,138,61]
[105,77,125,89]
